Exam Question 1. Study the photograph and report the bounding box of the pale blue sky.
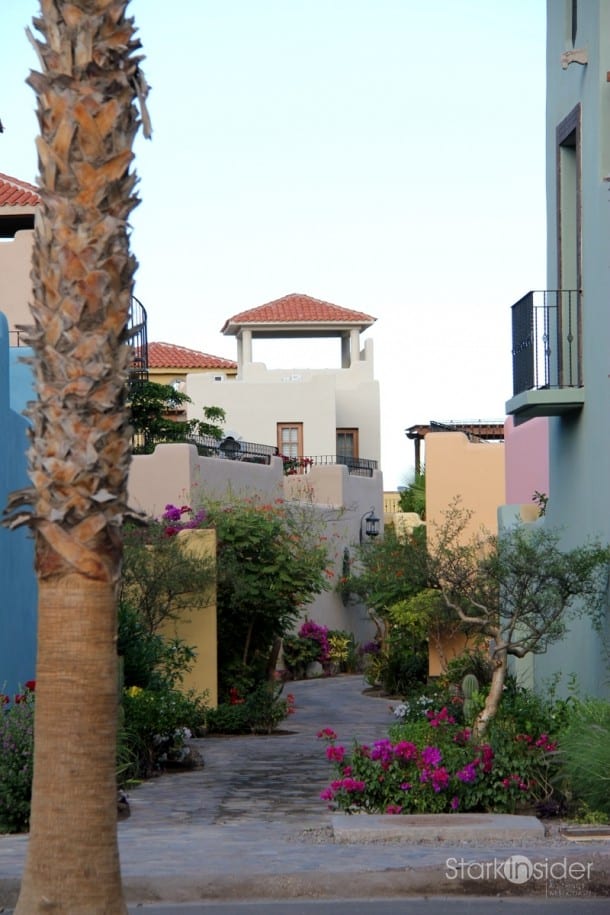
[1,1,547,488]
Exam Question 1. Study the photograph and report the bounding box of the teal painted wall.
[534,1,610,698]
[0,312,37,696]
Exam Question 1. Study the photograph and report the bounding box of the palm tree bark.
[17,577,126,912]
[4,1,149,911]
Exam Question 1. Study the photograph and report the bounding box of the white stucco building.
[186,292,381,473]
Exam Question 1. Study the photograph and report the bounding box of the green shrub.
[121,685,208,779]
[204,702,250,735]
[244,683,295,733]
[206,683,295,735]
[118,603,165,689]
[557,698,610,817]
[0,689,35,833]
[282,634,322,679]
[197,498,331,695]
[121,518,215,635]
[366,631,428,696]
[492,679,574,738]
[118,603,197,691]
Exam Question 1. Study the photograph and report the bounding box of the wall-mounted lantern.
[359,507,380,543]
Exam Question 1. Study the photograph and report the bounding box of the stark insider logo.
[445,854,594,885]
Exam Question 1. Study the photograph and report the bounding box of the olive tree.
[429,505,609,737]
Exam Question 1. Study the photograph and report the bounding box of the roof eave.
[0,203,38,215]
[221,319,375,337]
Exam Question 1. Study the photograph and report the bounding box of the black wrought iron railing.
[511,290,582,396]
[133,432,279,464]
[283,454,378,477]
[190,435,278,464]
[127,295,148,383]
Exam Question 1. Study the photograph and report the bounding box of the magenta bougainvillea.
[318,709,559,815]
[298,619,330,664]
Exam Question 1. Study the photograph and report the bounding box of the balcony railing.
[127,295,148,383]
[283,454,378,478]
[132,433,379,476]
[511,289,582,396]
[193,435,278,464]
[133,432,278,464]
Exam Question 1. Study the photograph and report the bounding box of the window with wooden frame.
[336,428,359,462]
[277,422,303,458]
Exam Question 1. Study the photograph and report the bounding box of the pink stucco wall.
[504,417,549,506]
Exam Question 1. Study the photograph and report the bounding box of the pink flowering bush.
[318,703,561,815]
[162,503,208,536]
[298,620,330,664]
[282,619,333,678]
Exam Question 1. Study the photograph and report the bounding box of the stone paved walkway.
[125,675,392,829]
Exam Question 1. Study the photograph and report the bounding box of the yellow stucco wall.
[160,528,218,707]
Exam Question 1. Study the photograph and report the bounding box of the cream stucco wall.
[185,344,381,465]
[148,367,237,388]
[0,230,34,333]
[284,462,384,641]
[188,370,338,455]
[127,443,286,517]
[128,443,202,518]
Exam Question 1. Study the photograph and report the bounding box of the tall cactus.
[461,673,479,725]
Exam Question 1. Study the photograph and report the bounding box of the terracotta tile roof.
[222,293,376,334]
[0,173,40,208]
[148,341,237,370]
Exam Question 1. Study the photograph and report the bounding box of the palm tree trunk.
[5,2,149,911]
[15,576,124,913]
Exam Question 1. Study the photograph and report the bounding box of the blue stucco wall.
[0,312,37,696]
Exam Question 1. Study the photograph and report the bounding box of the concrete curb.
[3,846,610,908]
[332,813,546,843]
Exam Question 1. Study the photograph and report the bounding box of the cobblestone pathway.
[124,675,392,829]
